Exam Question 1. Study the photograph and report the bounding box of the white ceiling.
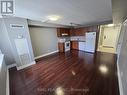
[15,0,112,26]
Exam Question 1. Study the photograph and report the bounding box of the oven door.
[65,42,70,50]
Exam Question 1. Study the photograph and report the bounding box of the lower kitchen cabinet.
[79,42,86,51]
[58,43,65,52]
[71,41,79,50]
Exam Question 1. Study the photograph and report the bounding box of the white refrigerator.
[85,32,96,53]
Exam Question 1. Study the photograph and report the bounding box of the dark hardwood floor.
[9,50,119,95]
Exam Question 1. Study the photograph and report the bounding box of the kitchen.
[57,26,99,53]
[1,0,126,94]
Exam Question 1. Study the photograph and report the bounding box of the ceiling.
[112,0,127,23]
[14,0,112,26]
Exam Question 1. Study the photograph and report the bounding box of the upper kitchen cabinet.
[87,26,99,32]
[70,28,76,36]
[70,27,88,36]
[57,28,70,37]
[75,27,88,36]
[58,26,99,37]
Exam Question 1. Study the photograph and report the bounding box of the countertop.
[58,40,86,43]
[71,40,86,42]
[58,39,86,43]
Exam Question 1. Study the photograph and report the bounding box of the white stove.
[64,41,70,51]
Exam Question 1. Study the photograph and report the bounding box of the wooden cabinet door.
[71,41,79,50]
[57,28,61,37]
[70,28,76,36]
[74,28,87,36]
[64,28,70,36]
[57,28,70,37]
[87,26,98,32]
[58,43,65,52]
[81,27,88,35]
[75,28,80,36]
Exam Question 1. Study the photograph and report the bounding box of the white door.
[102,27,120,48]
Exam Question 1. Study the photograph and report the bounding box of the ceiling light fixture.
[47,15,61,21]
[107,24,114,27]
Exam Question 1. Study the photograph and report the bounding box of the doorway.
[98,24,121,53]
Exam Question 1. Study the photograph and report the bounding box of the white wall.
[0,19,15,65]
[29,27,58,57]
[4,17,35,67]
[98,26,104,47]
[117,20,127,95]
[0,55,7,95]
[0,17,35,67]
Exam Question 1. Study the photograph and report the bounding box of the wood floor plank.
[9,50,119,95]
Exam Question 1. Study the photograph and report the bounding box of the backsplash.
[58,37,70,42]
[70,36,86,41]
[58,36,86,42]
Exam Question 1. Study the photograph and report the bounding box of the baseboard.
[117,60,123,95]
[6,61,36,95]
[7,63,17,69]
[6,69,9,95]
[34,50,59,60]
[17,61,36,70]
